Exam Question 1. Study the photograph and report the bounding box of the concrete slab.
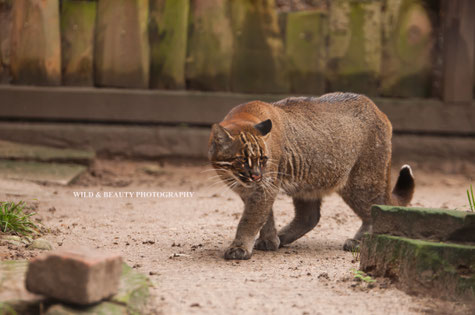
[0,140,95,166]
[360,234,475,301]
[0,160,86,185]
[371,205,475,242]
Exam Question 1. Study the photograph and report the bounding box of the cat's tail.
[391,165,415,206]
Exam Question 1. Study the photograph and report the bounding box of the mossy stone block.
[285,10,327,94]
[371,205,475,242]
[230,0,289,94]
[10,0,61,86]
[327,0,382,95]
[149,0,189,89]
[186,0,233,91]
[60,0,96,86]
[95,0,149,89]
[0,261,151,315]
[380,0,434,97]
[360,234,475,301]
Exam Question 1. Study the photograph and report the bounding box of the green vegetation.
[351,268,376,283]
[0,302,17,315]
[467,184,474,211]
[351,246,360,262]
[0,201,38,236]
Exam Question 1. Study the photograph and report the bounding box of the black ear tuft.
[254,119,272,136]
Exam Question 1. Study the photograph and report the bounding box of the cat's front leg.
[224,193,275,260]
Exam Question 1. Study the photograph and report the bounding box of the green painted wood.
[94,0,149,89]
[0,0,12,84]
[380,0,434,97]
[10,0,61,86]
[327,0,382,95]
[149,0,190,89]
[186,0,233,91]
[285,10,327,94]
[60,0,96,86]
[230,0,289,94]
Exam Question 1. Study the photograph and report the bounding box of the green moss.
[230,0,289,94]
[361,234,475,300]
[285,10,327,94]
[111,264,151,314]
[149,0,189,89]
[186,0,232,91]
[372,205,469,219]
[380,0,433,97]
[60,0,96,86]
[327,0,381,95]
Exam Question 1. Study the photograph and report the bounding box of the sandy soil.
[0,159,473,315]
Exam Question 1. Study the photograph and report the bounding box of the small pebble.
[29,238,53,251]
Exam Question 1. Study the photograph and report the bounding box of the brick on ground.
[25,249,122,305]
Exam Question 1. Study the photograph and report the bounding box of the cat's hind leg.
[254,209,280,251]
[278,198,322,246]
[338,161,390,251]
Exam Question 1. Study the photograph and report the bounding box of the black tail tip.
[400,164,414,178]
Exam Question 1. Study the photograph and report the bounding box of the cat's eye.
[233,157,247,166]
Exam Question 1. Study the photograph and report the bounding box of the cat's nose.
[251,174,262,182]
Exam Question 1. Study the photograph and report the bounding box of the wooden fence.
[0,0,473,104]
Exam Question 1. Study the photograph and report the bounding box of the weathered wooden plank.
[230,0,289,94]
[186,0,233,91]
[442,0,475,104]
[0,86,474,135]
[149,0,189,89]
[60,0,96,86]
[10,0,61,86]
[380,0,434,97]
[95,0,149,89]
[327,0,382,95]
[285,10,327,94]
[0,0,13,84]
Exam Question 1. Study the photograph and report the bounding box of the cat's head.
[208,119,272,185]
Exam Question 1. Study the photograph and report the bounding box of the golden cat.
[208,93,415,260]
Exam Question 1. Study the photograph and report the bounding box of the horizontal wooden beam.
[0,85,474,134]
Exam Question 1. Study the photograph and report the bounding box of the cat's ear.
[209,124,234,160]
[254,119,272,136]
[211,124,234,143]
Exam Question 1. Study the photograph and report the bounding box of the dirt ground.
[0,159,474,315]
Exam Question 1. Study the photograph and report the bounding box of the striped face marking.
[213,131,268,183]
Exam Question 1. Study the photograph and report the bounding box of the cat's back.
[274,92,375,115]
[273,92,390,130]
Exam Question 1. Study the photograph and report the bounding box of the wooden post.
[442,0,475,105]
[94,0,149,89]
[149,0,189,90]
[186,0,233,91]
[10,0,62,86]
[61,0,96,86]
[0,0,13,84]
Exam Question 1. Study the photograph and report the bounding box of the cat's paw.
[254,237,280,251]
[224,246,252,260]
[343,238,360,252]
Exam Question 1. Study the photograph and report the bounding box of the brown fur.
[208,93,415,260]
